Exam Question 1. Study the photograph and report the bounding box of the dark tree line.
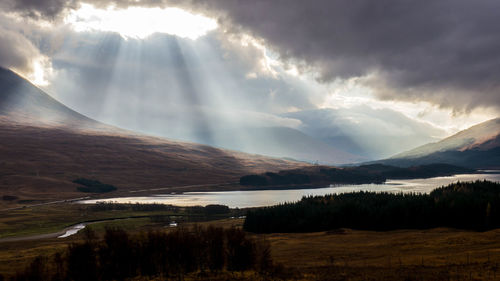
[2,195,18,201]
[88,202,180,212]
[239,163,472,186]
[12,226,274,281]
[244,180,500,233]
[240,167,385,186]
[73,178,117,193]
[88,202,230,215]
[353,163,474,179]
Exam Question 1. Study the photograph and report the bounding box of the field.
[266,228,500,280]
[2,202,500,280]
[0,203,246,239]
[0,203,244,276]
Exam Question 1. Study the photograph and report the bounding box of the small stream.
[58,223,86,238]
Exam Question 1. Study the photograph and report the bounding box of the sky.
[0,0,498,161]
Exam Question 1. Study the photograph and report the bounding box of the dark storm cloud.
[178,0,500,111]
[0,14,49,76]
[3,0,500,110]
[0,26,38,73]
[0,0,77,18]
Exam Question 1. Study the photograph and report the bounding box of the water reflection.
[58,223,86,238]
[81,173,500,208]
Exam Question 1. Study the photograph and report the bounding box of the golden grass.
[3,212,500,280]
[0,217,245,276]
[263,228,500,280]
[265,228,500,268]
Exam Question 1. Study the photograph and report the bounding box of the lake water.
[81,173,500,208]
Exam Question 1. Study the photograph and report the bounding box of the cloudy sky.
[0,0,498,160]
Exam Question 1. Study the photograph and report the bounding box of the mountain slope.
[393,118,500,158]
[0,67,304,206]
[283,108,446,159]
[179,127,366,165]
[0,67,103,128]
[1,67,361,166]
[378,118,500,168]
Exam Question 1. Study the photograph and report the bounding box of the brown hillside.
[0,68,304,207]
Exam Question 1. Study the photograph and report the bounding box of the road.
[0,196,91,212]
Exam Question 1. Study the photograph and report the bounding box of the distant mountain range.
[150,107,446,164]
[376,118,500,169]
[176,126,366,165]
[283,108,446,159]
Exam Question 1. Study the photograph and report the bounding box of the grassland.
[0,207,245,277]
[265,228,500,280]
[0,202,245,240]
[2,202,500,280]
[3,182,500,280]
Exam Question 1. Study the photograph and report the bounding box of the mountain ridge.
[392,118,500,159]
[176,126,367,165]
[376,118,500,168]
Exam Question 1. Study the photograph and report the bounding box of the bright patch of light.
[320,80,496,135]
[235,34,279,78]
[28,58,52,86]
[65,3,218,39]
[286,66,300,77]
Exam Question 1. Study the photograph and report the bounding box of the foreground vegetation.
[0,203,239,239]
[3,222,500,280]
[244,180,500,233]
[5,222,500,280]
[3,179,500,280]
[10,226,276,281]
[3,200,500,280]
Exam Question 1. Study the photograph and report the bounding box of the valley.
[0,10,499,278]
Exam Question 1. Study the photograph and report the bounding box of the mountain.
[174,127,366,165]
[377,118,500,168]
[0,67,303,206]
[97,108,367,165]
[0,67,102,128]
[283,108,446,160]
[1,63,364,166]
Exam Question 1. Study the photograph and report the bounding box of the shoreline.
[4,171,499,211]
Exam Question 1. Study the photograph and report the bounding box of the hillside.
[394,118,500,158]
[0,68,303,207]
[0,68,105,129]
[377,118,500,168]
[186,126,366,165]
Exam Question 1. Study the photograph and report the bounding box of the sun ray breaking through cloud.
[2,0,496,163]
[64,3,218,40]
